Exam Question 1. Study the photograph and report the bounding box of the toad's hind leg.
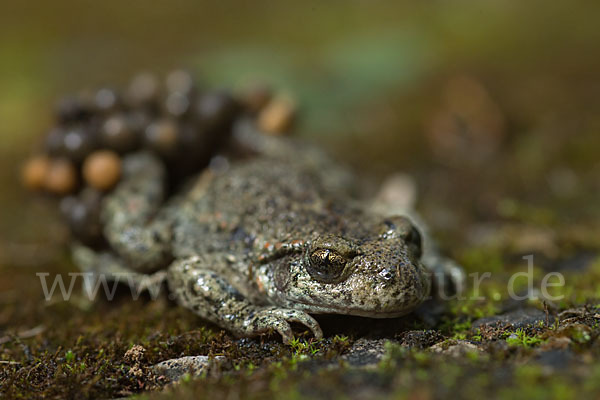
[167,256,323,343]
[101,152,173,273]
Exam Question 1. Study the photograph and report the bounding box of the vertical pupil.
[312,249,345,270]
[323,250,332,266]
[319,250,331,267]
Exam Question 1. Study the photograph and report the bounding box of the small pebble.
[82,150,122,191]
[21,155,51,191]
[257,96,296,135]
[44,159,78,194]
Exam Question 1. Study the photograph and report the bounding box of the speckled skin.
[72,123,463,342]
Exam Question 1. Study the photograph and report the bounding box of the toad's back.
[171,156,360,262]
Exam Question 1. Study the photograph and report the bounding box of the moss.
[504,328,544,348]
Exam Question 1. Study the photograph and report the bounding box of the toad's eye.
[306,248,348,283]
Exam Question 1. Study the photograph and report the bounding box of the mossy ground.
[3,203,600,399]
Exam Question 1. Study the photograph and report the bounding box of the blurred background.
[1,0,600,265]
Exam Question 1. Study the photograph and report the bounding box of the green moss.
[504,328,545,348]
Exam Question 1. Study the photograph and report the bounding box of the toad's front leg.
[167,256,323,342]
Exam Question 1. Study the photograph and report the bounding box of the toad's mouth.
[294,300,420,319]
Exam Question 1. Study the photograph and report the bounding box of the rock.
[152,355,226,382]
[533,349,577,371]
[399,330,444,349]
[557,323,593,344]
[429,340,482,357]
[342,338,393,368]
[540,336,571,350]
[473,308,551,329]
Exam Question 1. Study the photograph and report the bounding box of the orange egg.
[22,155,51,191]
[44,158,78,194]
[83,150,122,191]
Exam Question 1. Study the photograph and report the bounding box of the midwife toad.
[73,121,464,342]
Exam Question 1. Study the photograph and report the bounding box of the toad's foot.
[167,256,323,343]
[243,307,323,343]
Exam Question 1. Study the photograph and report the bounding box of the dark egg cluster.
[22,70,297,246]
